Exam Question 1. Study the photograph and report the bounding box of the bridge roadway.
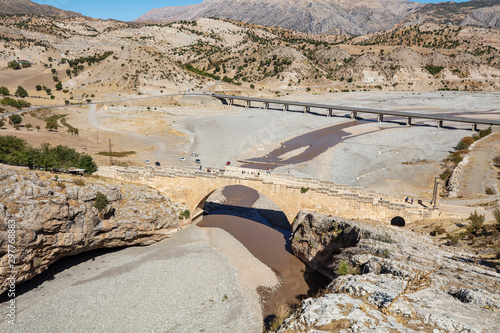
[212,94,500,130]
[96,165,464,226]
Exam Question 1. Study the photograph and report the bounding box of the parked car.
[155,162,161,167]
[226,161,231,166]
[144,159,150,164]
[191,153,199,157]
[195,159,201,164]
[178,157,186,162]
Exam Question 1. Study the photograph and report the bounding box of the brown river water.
[198,185,330,322]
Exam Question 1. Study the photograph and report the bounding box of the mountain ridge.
[0,0,81,18]
[136,0,500,35]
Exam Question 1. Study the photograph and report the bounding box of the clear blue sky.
[31,0,472,22]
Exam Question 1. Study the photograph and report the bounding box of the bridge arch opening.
[193,185,292,231]
[391,216,406,227]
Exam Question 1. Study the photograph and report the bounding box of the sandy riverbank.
[0,226,278,333]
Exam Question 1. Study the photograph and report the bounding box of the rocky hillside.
[137,0,500,35]
[0,167,186,294]
[0,0,81,18]
[137,0,421,35]
[0,15,499,100]
[279,211,500,332]
[462,4,500,29]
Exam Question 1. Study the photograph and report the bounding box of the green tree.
[9,114,22,125]
[45,120,58,131]
[45,88,52,95]
[36,85,42,91]
[8,62,21,70]
[25,123,32,131]
[0,118,4,128]
[0,86,9,95]
[467,211,484,234]
[78,154,97,173]
[55,82,63,91]
[15,86,28,98]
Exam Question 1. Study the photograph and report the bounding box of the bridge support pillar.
[432,177,441,209]
[472,123,477,131]
[304,106,310,113]
[406,117,412,126]
[246,100,251,108]
[264,102,269,109]
[350,111,357,119]
[437,120,443,128]
[228,99,233,106]
[327,109,332,117]
[377,114,384,123]
[283,104,289,112]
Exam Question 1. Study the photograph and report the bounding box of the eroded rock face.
[284,211,500,332]
[0,168,184,294]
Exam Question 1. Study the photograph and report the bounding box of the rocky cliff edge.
[282,211,500,332]
[0,167,185,294]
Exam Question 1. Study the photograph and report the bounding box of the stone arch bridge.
[97,166,445,225]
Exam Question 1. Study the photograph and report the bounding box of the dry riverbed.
[0,226,278,333]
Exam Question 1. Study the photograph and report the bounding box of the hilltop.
[0,0,81,18]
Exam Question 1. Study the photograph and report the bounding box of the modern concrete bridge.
[97,166,455,226]
[212,94,500,131]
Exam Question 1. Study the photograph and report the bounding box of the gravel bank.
[0,226,278,333]
[175,91,499,197]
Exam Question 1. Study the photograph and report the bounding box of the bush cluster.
[0,135,97,173]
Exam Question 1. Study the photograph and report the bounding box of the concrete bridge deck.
[97,165,466,226]
[213,94,500,130]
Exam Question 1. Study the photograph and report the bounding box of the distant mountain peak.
[0,0,81,18]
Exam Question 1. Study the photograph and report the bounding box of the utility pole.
[108,139,113,166]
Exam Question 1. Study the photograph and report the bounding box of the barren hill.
[0,14,499,105]
[136,0,421,35]
[0,0,81,18]
[136,0,500,35]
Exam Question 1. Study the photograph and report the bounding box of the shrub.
[380,249,392,258]
[371,233,394,243]
[494,155,500,166]
[45,120,58,131]
[493,209,500,229]
[0,119,4,128]
[301,187,309,193]
[425,64,443,76]
[73,178,85,186]
[467,211,484,233]
[56,181,66,189]
[430,226,446,236]
[449,151,463,164]
[9,114,22,125]
[93,192,109,213]
[267,303,292,332]
[337,261,355,276]
[180,209,190,219]
[15,86,28,98]
[0,86,9,95]
[479,127,491,138]
[485,187,495,195]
